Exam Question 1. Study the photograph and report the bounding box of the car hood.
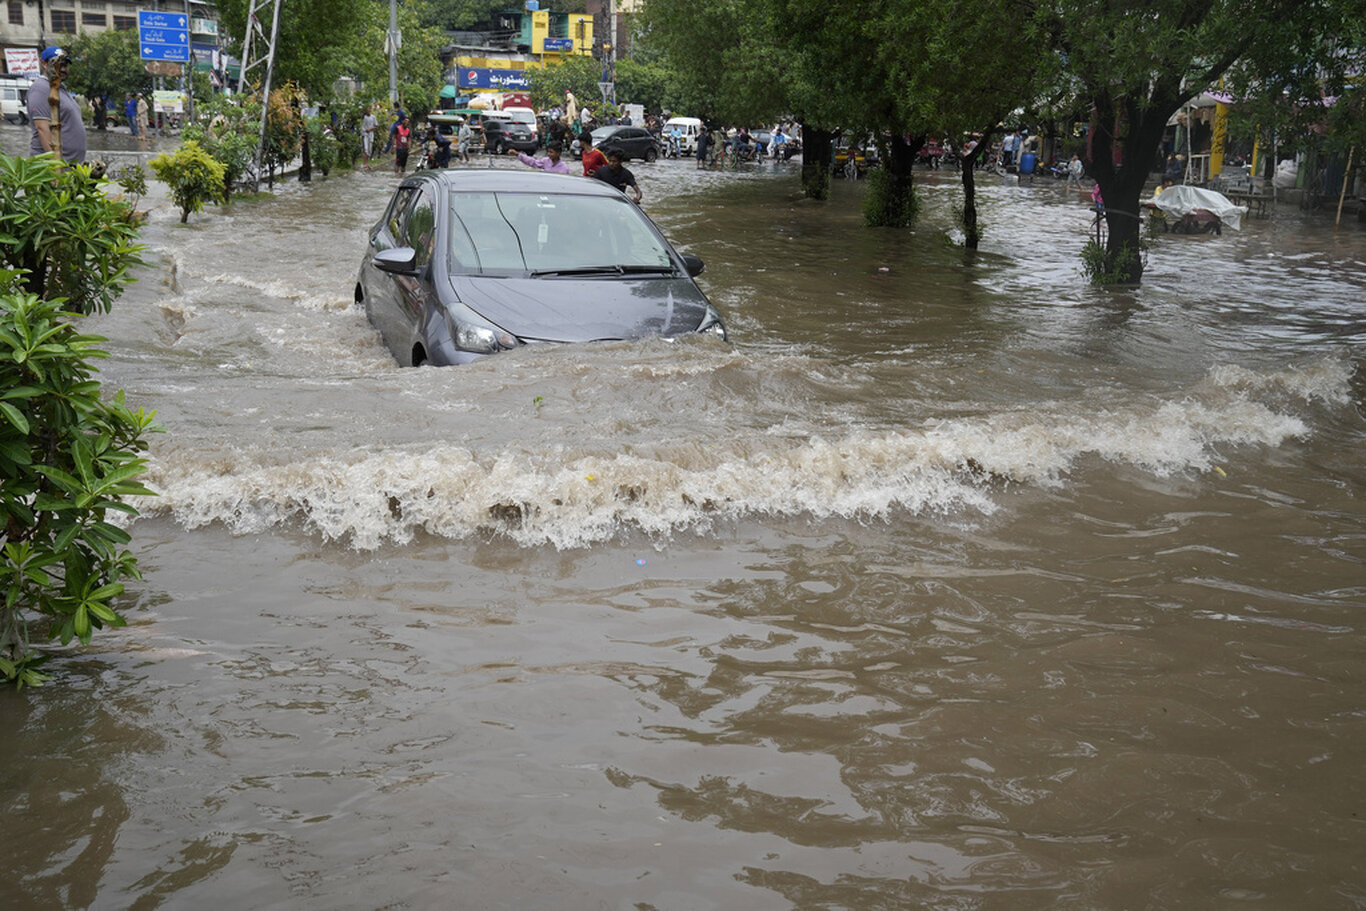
[449,274,714,343]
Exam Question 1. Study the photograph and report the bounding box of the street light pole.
[387,0,400,107]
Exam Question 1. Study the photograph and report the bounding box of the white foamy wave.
[1205,359,1353,405]
[197,271,351,312]
[128,368,1324,550]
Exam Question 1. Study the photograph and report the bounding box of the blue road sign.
[139,10,191,62]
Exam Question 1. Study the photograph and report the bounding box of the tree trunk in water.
[864,134,922,227]
[300,131,312,182]
[801,125,833,200]
[958,129,995,250]
[1086,86,1184,285]
[961,161,979,249]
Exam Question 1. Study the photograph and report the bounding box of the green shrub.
[0,154,145,315]
[185,95,266,199]
[1080,238,1147,285]
[863,166,919,228]
[149,140,227,223]
[0,292,158,688]
[306,115,340,176]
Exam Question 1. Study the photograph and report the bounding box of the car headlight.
[456,324,500,353]
[449,316,518,354]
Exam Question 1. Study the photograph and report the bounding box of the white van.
[664,116,703,155]
[1,75,31,124]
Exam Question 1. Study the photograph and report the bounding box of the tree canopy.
[640,0,1364,283]
[64,29,151,102]
[215,0,444,105]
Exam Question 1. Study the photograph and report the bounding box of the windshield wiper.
[529,264,676,278]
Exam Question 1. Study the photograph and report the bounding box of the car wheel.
[644,147,658,162]
[495,140,505,155]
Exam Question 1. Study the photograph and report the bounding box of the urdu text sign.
[138,10,191,63]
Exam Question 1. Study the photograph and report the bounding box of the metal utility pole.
[182,0,195,121]
[386,0,401,106]
[238,0,283,191]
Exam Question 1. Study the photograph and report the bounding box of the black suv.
[481,118,539,154]
[590,125,659,162]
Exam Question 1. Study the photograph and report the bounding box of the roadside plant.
[1080,238,1146,286]
[262,83,307,186]
[0,153,145,315]
[305,114,340,177]
[113,164,148,211]
[183,95,263,200]
[0,291,159,688]
[149,141,228,223]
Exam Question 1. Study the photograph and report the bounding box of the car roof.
[401,169,628,198]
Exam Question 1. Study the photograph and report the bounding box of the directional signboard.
[139,10,191,62]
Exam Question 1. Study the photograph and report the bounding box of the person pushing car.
[590,150,642,203]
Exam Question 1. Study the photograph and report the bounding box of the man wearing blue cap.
[28,46,87,164]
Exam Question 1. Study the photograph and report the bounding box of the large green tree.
[526,55,602,115]
[215,0,448,109]
[1223,11,1366,192]
[345,1,448,111]
[65,29,151,106]
[1041,0,1360,283]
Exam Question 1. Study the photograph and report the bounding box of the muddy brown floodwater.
[3,125,1366,909]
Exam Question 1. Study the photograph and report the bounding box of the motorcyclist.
[422,126,452,169]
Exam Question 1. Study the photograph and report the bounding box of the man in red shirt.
[579,132,608,177]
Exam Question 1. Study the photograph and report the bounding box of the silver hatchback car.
[355,170,727,366]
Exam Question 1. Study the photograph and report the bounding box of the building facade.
[1,0,220,80]
[441,7,593,104]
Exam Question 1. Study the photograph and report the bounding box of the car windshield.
[446,191,675,276]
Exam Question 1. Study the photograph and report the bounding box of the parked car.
[1,76,30,125]
[589,125,659,162]
[355,170,728,367]
[480,116,539,154]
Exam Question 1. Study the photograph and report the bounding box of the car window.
[447,191,674,275]
[379,186,417,250]
[404,188,437,268]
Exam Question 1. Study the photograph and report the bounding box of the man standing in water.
[392,114,411,176]
[579,132,608,178]
[590,150,642,203]
[507,143,569,174]
[27,47,86,164]
[361,106,378,169]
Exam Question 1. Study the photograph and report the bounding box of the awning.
[439,85,457,98]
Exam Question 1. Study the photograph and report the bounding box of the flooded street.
[4,128,1366,909]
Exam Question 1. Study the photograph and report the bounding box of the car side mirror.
[681,253,705,277]
[374,246,418,275]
